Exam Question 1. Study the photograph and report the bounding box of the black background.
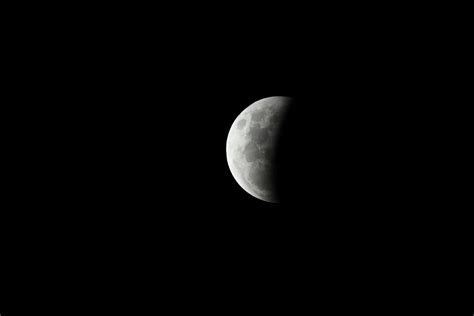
[1,4,469,315]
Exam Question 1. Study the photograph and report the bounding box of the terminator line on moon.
[226,96,292,203]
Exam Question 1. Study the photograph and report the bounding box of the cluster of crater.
[226,96,292,203]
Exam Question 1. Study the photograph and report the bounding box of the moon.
[226,96,292,203]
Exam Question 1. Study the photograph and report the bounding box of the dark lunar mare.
[241,98,293,201]
[237,119,247,129]
[259,98,292,201]
[243,115,276,195]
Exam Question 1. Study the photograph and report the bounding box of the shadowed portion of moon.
[226,96,293,203]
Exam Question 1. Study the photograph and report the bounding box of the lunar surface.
[226,96,292,203]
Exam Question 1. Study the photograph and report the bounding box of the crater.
[251,109,266,122]
[243,141,261,162]
[248,125,270,145]
[237,119,246,130]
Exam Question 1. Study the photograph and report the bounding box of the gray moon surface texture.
[226,96,292,203]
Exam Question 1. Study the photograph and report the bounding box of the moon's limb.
[226,96,291,203]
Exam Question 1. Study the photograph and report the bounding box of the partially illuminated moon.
[226,96,292,203]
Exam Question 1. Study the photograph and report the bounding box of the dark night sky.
[2,6,465,315]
